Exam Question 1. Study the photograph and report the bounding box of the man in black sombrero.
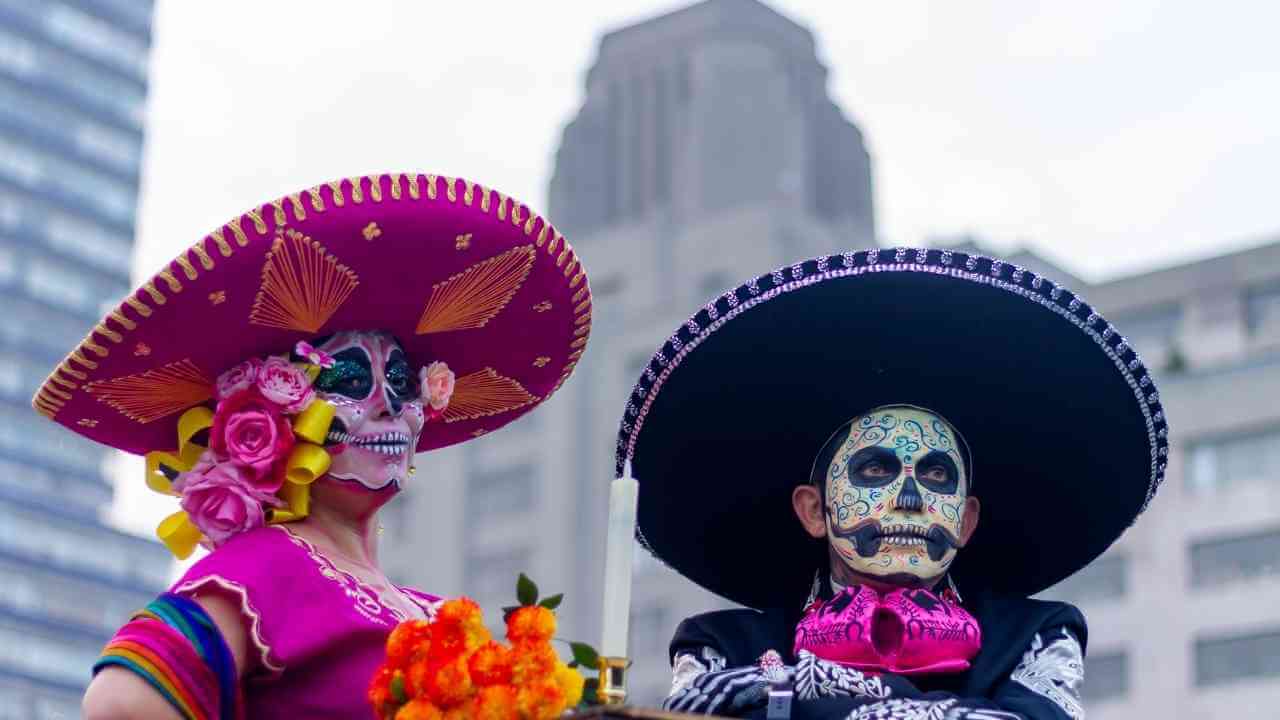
[615,248,1169,719]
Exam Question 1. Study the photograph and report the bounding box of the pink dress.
[172,525,440,719]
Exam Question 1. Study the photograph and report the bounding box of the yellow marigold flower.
[386,620,432,670]
[516,679,568,720]
[471,686,519,720]
[505,606,556,644]
[554,663,585,706]
[394,699,443,720]
[468,641,514,686]
[368,665,397,718]
[424,655,473,708]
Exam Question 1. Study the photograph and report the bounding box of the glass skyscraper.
[0,1,172,717]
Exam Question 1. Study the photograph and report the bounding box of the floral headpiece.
[147,341,455,559]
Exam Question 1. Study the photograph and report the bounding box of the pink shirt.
[173,525,440,719]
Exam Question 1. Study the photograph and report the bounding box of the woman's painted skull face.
[312,331,425,491]
[824,406,969,585]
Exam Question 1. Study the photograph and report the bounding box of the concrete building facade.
[0,1,172,717]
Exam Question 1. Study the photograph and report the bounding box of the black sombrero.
[615,247,1169,610]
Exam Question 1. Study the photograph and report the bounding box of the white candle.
[600,461,639,659]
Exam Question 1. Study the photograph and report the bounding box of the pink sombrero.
[33,173,592,457]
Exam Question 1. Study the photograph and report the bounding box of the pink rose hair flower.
[295,340,335,369]
[420,361,456,420]
[174,457,282,546]
[210,389,295,489]
[215,358,262,401]
[256,356,315,413]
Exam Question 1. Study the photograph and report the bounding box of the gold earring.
[408,465,416,475]
[377,523,384,536]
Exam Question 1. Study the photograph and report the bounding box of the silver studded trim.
[616,251,1167,523]
[895,247,909,263]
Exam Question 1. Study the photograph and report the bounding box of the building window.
[25,255,97,313]
[42,208,134,276]
[1190,529,1280,588]
[0,24,145,127]
[0,240,18,284]
[467,464,535,520]
[1195,629,1280,687]
[1188,426,1280,495]
[1247,282,1280,333]
[1039,554,1126,604]
[0,136,138,223]
[1082,651,1128,703]
[1107,305,1181,358]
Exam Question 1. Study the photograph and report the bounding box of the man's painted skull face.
[312,331,425,491]
[824,406,969,585]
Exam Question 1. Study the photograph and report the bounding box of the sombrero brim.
[34,173,591,456]
[616,248,1167,609]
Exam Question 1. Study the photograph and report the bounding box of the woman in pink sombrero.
[42,174,592,719]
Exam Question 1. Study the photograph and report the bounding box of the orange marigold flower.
[437,597,484,629]
[386,620,433,669]
[510,641,560,685]
[368,665,396,718]
[394,699,443,720]
[471,685,519,720]
[468,641,514,686]
[428,623,467,663]
[554,663,585,706]
[516,679,568,720]
[423,655,473,708]
[505,606,556,644]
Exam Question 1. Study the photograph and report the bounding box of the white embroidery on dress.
[1010,628,1085,720]
[174,574,285,674]
[845,699,1024,719]
[794,649,891,701]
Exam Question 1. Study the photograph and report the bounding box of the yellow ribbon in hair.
[157,510,202,560]
[146,400,335,557]
[292,400,335,445]
[144,407,214,495]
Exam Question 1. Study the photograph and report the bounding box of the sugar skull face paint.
[313,331,425,492]
[823,405,970,585]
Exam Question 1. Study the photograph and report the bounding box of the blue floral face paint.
[824,405,969,585]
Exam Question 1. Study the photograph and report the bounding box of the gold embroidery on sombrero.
[455,233,472,250]
[249,229,360,333]
[533,357,551,368]
[442,367,539,422]
[208,291,226,306]
[533,301,552,313]
[362,222,381,241]
[415,245,537,335]
[84,359,212,424]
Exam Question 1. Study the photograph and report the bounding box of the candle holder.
[596,656,628,706]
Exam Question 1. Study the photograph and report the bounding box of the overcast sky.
[113,0,1280,537]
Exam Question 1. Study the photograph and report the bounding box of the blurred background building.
[391,0,876,704]
[391,0,1280,715]
[0,1,171,717]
